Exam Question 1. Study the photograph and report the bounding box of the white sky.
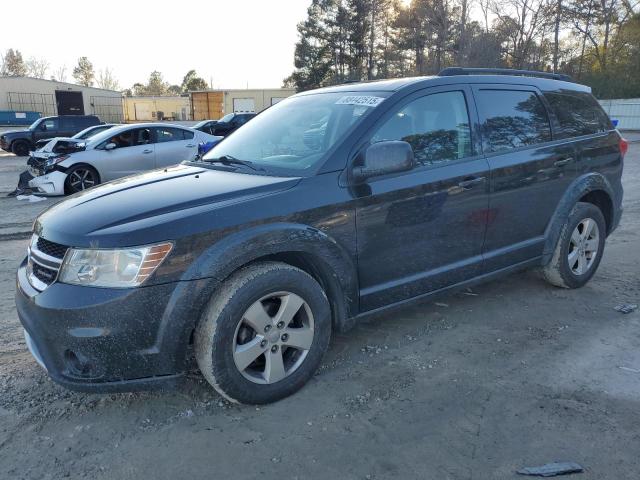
[0,0,312,90]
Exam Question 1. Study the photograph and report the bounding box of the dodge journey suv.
[16,68,625,404]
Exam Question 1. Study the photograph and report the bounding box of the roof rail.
[438,67,572,82]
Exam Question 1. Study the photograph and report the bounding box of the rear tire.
[195,261,331,404]
[543,202,606,289]
[11,140,30,157]
[64,165,100,194]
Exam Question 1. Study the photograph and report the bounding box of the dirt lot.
[0,145,639,480]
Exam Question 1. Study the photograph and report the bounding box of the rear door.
[355,86,490,311]
[472,85,577,271]
[59,117,76,137]
[97,127,155,180]
[153,127,197,167]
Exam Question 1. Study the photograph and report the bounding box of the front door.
[99,127,155,180]
[355,87,490,312]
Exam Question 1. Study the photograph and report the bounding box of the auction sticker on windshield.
[336,96,385,107]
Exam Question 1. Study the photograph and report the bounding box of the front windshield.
[73,125,109,140]
[218,113,234,123]
[28,119,43,131]
[202,91,389,174]
[193,120,209,129]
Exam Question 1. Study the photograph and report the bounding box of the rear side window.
[371,90,472,166]
[156,127,194,142]
[476,90,551,154]
[545,92,611,138]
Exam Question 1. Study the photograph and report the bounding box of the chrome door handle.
[458,176,486,189]
[185,144,195,148]
[143,149,153,154]
[554,157,574,167]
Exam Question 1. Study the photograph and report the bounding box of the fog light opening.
[64,350,94,377]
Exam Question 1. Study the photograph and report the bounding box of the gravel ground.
[0,146,639,480]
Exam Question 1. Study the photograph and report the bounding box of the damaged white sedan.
[28,123,220,195]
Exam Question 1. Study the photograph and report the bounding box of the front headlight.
[58,242,173,288]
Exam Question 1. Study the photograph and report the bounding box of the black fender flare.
[542,172,616,265]
[163,223,358,357]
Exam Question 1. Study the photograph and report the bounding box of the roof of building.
[0,75,121,93]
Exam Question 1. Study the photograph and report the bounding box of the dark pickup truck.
[17,68,625,404]
[0,115,101,156]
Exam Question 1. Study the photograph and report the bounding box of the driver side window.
[371,91,472,167]
[42,119,58,131]
[103,128,152,149]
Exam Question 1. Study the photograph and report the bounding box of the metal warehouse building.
[0,76,124,123]
[123,96,191,122]
[190,88,296,120]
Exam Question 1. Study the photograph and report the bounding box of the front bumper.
[28,170,66,196]
[16,258,198,392]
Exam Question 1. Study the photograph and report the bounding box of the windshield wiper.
[203,155,265,172]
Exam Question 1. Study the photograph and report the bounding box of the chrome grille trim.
[27,235,65,292]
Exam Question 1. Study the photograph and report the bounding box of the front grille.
[36,237,68,260]
[27,235,67,291]
[32,262,58,284]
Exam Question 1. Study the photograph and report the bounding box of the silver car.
[28,123,220,195]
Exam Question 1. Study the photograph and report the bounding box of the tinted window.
[156,127,194,142]
[545,92,611,138]
[42,119,59,131]
[477,90,551,153]
[371,91,472,166]
[104,128,151,149]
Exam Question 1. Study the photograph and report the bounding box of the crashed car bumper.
[15,259,188,392]
[28,170,66,196]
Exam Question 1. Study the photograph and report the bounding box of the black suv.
[193,112,256,137]
[16,69,625,404]
[1,115,101,156]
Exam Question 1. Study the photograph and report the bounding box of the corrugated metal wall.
[599,99,640,130]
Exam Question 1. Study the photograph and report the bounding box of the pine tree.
[72,57,95,86]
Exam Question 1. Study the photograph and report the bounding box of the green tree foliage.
[181,70,209,92]
[286,0,640,98]
[72,57,95,86]
[1,49,27,76]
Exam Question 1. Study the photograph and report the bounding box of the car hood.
[1,128,30,138]
[35,163,301,247]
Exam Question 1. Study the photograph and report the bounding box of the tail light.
[619,136,629,158]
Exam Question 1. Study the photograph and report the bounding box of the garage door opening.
[55,91,84,115]
[233,98,256,113]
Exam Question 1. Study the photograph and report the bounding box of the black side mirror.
[352,140,415,182]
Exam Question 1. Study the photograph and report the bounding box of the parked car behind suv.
[27,123,219,195]
[193,112,256,137]
[33,123,119,152]
[0,115,101,156]
[17,69,625,404]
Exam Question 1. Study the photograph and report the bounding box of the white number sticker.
[336,96,385,107]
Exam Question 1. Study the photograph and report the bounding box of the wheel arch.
[542,172,616,265]
[62,162,102,192]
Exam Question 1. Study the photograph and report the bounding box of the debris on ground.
[15,195,47,203]
[517,462,584,477]
[618,366,640,374]
[614,303,638,314]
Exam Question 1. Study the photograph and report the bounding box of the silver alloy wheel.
[568,217,600,275]
[69,168,96,191]
[232,291,314,384]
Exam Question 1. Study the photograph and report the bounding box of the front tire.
[195,261,332,404]
[543,202,606,289]
[11,140,30,157]
[64,165,100,194]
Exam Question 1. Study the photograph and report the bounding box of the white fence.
[599,98,640,130]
